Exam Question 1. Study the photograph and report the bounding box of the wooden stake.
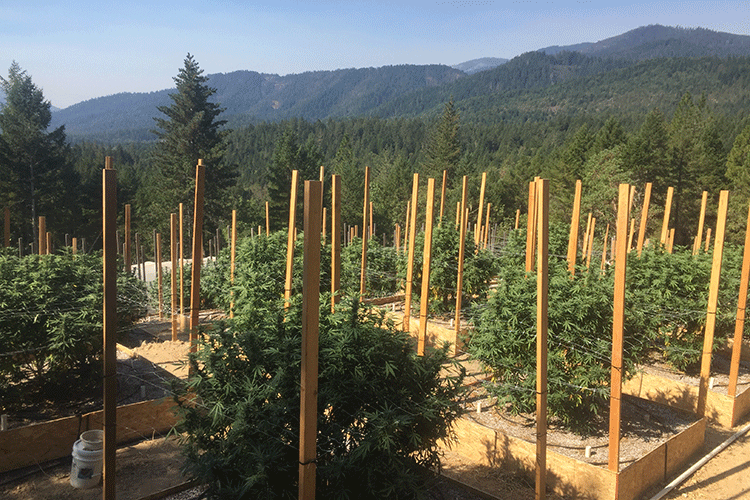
[694,191,709,255]
[38,216,46,256]
[299,180,322,500]
[567,180,582,276]
[586,217,596,270]
[190,160,206,354]
[171,214,178,340]
[285,170,299,309]
[515,208,520,231]
[697,190,729,417]
[627,218,636,253]
[660,186,674,246]
[608,184,630,473]
[535,178,549,500]
[46,232,51,255]
[331,175,341,312]
[476,172,487,246]
[404,173,419,332]
[483,203,491,249]
[72,237,77,256]
[454,176,468,357]
[405,200,411,251]
[418,178,436,356]
[102,157,117,500]
[229,210,237,319]
[667,228,676,254]
[321,207,327,246]
[600,224,610,272]
[360,166,370,296]
[705,227,712,252]
[729,201,750,397]
[124,204,131,273]
[525,181,537,273]
[582,212,592,259]
[637,183,652,257]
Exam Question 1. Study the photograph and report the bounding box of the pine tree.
[422,98,461,184]
[143,54,234,235]
[0,62,73,248]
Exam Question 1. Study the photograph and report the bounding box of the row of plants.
[0,249,148,410]
[467,223,744,431]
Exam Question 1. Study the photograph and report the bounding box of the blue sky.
[2,1,749,108]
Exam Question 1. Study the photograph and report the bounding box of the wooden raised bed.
[440,402,706,500]
[0,397,178,474]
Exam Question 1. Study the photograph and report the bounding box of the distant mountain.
[540,24,750,60]
[50,65,464,141]
[47,24,750,142]
[452,57,508,74]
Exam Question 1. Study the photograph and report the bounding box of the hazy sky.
[2,1,749,108]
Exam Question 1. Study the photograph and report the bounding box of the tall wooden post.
[525,181,537,273]
[190,160,206,353]
[72,237,77,256]
[403,173,419,332]
[582,212,592,259]
[697,190,729,417]
[476,172,487,246]
[637,183,652,257]
[46,232,52,255]
[705,227,712,252]
[124,204,131,273]
[285,170,299,309]
[694,191,709,255]
[439,169,447,224]
[729,201,750,397]
[229,210,237,319]
[405,200,411,251]
[483,203,491,249]
[38,216,46,256]
[299,180,322,500]
[360,166,370,296]
[535,178,549,500]
[171,214,178,340]
[627,218,636,253]
[454,176,468,357]
[418,178,436,356]
[102,157,117,500]
[331,175,342,312]
[456,202,461,230]
[586,217,596,270]
[266,201,270,236]
[566,180,582,275]
[660,186,674,246]
[608,184,630,472]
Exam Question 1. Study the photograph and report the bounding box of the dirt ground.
[2,315,749,500]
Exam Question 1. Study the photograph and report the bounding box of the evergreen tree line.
[3,56,750,257]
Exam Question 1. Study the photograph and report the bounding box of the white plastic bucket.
[80,429,103,450]
[70,439,103,489]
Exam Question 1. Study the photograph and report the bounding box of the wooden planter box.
[0,397,178,474]
[623,369,750,428]
[440,410,706,500]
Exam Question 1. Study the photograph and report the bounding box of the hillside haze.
[48,24,750,142]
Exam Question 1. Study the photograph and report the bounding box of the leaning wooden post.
[637,183,652,257]
[439,169,447,224]
[697,190,729,418]
[535,178,549,500]
[582,212,592,259]
[483,203,491,249]
[157,233,163,319]
[124,204,131,273]
[403,173,419,332]
[170,214,178,340]
[4,207,9,248]
[190,160,206,354]
[627,218,636,253]
[299,180,322,500]
[102,156,117,500]
[331,175,342,312]
[229,210,237,319]
[567,180,582,276]
[694,191,709,255]
[38,216,46,256]
[608,183,630,473]
[453,176,468,357]
[729,201,750,397]
[585,217,596,270]
[525,181,537,273]
[660,186,674,246]
[418,178,436,356]
[476,172,487,246]
[285,170,299,309]
[359,166,370,296]
[515,209,520,230]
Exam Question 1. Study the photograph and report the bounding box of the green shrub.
[173,298,465,500]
